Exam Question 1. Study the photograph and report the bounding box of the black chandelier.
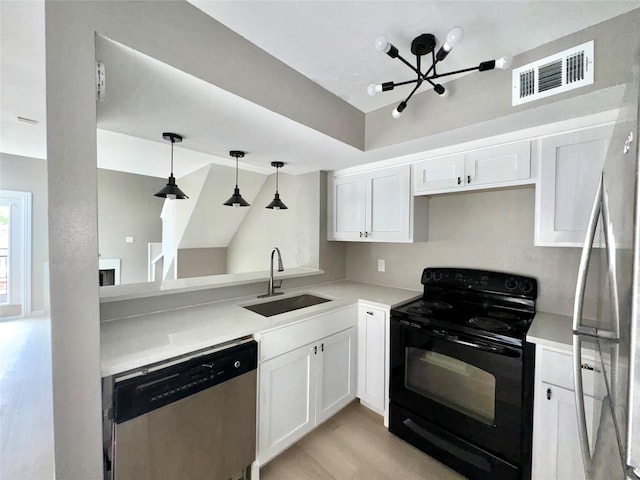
[368,27,512,118]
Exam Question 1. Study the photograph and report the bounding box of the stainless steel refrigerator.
[572,65,640,479]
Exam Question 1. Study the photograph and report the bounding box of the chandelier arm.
[431,65,481,80]
[396,53,421,77]
[393,78,420,88]
[402,80,424,105]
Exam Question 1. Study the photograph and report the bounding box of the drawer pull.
[467,175,471,184]
[314,345,317,355]
[546,388,552,400]
[581,363,594,371]
[321,343,324,352]
[457,176,461,185]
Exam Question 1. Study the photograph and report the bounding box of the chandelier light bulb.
[367,83,382,96]
[495,55,513,69]
[166,193,177,200]
[392,101,407,119]
[443,26,464,51]
[374,35,390,53]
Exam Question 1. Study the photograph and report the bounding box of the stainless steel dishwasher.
[103,338,257,480]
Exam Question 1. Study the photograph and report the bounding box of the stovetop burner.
[467,317,512,332]
[422,300,453,310]
[406,305,433,315]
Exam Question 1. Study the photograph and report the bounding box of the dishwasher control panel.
[113,340,257,423]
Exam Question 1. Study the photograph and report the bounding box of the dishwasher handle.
[113,340,257,424]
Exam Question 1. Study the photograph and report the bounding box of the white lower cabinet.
[257,344,316,464]
[357,304,387,415]
[532,346,596,480]
[534,382,594,480]
[256,307,357,466]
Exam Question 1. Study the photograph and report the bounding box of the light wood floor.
[260,401,466,480]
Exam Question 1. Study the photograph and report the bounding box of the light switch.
[378,259,385,272]
[125,236,134,244]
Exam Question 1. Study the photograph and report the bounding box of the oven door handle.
[443,334,514,356]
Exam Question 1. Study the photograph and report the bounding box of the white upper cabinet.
[414,153,465,191]
[535,123,614,246]
[465,141,531,186]
[328,164,427,242]
[414,140,532,195]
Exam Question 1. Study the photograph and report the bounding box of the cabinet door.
[328,174,366,241]
[315,327,357,424]
[465,140,531,186]
[357,306,386,413]
[413,153,465,193]
[532,382,594,480]
[535,124,613,246]
[365,165,411,242]
[257,344,316,465]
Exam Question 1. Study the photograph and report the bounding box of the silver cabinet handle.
[572,175,602,335]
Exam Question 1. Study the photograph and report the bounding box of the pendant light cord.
[235,157,239,188]
[170,138,175,176]
[275,165,279,193]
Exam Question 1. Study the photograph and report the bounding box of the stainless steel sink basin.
[243,294,332,317]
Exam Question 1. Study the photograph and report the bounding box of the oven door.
[390,318,524,464]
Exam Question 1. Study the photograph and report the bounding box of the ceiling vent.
[512,41,594,106]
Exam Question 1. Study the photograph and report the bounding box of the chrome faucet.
[258,247,284,298]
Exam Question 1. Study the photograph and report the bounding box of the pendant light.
[154,132,188,199]
[223,150,250,207]
[265,161,288,210]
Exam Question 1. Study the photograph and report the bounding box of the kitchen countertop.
[101,280,420,377]
[527,311,574,351]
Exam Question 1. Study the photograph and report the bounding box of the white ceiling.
[1,1,639,176]
[191,0,640,112]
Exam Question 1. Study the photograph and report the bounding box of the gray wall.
[177,247,227,278]
[346,187,589,317]
[97,169,163,285]
[227,171,321,273]
[0,153,48,312]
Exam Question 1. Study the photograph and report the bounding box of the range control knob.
[433,271,443,281]
[518,280,533,293]
[505,278,518,290]
[234,360,241,368]
[423,271,434,281]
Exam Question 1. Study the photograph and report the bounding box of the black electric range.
[389,267,538,480]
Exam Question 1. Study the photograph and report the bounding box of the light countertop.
[527,311,574,351]
[101,280,420,377]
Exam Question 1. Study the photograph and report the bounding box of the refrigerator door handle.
[573,174,602,336]
[600,180,621,340]
[573,334,593,477]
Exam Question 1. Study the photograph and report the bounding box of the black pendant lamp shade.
[223,150,250,207]
[154,132,188,200]
[266,161,288,210]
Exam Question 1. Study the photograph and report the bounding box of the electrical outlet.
[378,259,385,272]
[125,236,134,244]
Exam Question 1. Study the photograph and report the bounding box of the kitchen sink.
[243,294,332,317]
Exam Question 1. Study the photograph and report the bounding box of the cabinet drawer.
[257,304,357,362]
[539,348,595,393]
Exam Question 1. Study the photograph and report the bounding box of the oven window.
[405,348,496,425]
